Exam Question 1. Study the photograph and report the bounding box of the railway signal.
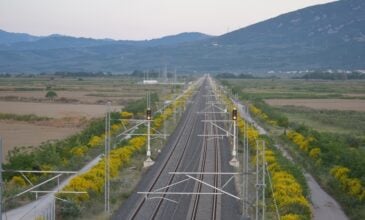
[145,93,154,167]
[230,107,239,167]
[232,108,237,120]
[146,108,152,120]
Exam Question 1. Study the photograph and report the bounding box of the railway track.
[113,78,240,220]
[148,100,203,220]
[115,80,205,220]
[189,112,209,220]
[212,107,222,220]
[188,90,222,220]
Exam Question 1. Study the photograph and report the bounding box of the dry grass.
[0,76,174,161]
[0,101,122,118]
[0,91,141,105]
[265,99,365,111]
[0,121,81,160]
[343,93,365,98]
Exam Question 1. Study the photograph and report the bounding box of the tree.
[45,90,57,101]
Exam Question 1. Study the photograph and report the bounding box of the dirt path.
[305,173,348,220]
[273,143,348,220]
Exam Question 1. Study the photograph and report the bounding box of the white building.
[143,80,158,84]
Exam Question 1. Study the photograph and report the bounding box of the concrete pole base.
[229,157,240,167]
[143,157,155,168]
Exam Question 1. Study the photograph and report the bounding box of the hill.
[210,0,365,71]
[0,31,212,50]
[0,30,41,44]
[0,0,364,73]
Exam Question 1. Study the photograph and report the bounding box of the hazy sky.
[0,0,336,40]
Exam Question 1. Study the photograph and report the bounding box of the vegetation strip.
[219,86,311,220]
[0,113,50,122]
[58,84,196,217]
[220,78,365,219]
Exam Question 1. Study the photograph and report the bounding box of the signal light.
[146,108,152,120]
[232,108,237,120]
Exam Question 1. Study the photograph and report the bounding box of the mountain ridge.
[0,30,213,49]
[0,29,41,44]
[0,0,364,73]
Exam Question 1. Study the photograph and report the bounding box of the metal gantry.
[138,172,242,202]
[255,140,266,220]
[114,88,190,168]
[0,135,87,219]
[212,77,269,219]
[198,116,239,168]
[0,81,196,219]
[242,105,250,219]
[212,78,249,218]
[105,91,171,213]
[137,77,245,209]
[141,77,269,219]
[105,101,111,214]
[1,169,86,220]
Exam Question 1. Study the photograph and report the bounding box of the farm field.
[0,100,118,160]
[0,101,122,119]
[0,91,140,105]
[276,106,365,136]
[0,76,161,105]
[0,74,190,219]
[226,79,365,99]
[265,98,365,111]
[0,75,175,160]
[224,78,365,134]
[0,121,81,160]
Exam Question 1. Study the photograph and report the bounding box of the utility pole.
[262,141,266,220]
[163,106,167,140]
[0,137,2,220]
[104,102,111,214]
[255,141,259,220]
[255,140,266,220]
[242,106,250,219]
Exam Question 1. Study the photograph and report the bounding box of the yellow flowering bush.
[287,131,311,152]
[249,105,277,126]
[111,124,122,134]
[309,147,321,159]
[61,85,196,204]
[237,117,259,146]
[88,135,103,148]
[330,166,365,200]
[281,214,303,220]
[128,136,147,150]
[70,146,88,157]
[62,144,136,202]
[229,99,311,217]
[120,111,133,119]
[10,176,26,187]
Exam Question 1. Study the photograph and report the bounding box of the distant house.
[143,80,158,84]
